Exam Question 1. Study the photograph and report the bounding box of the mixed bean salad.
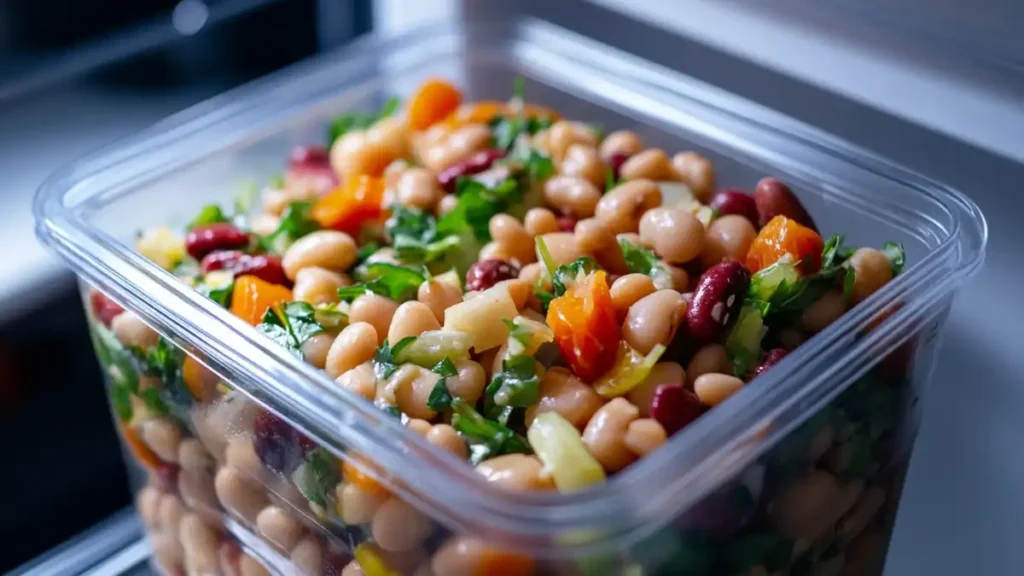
[88,78,912,576]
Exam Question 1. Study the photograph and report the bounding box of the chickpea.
[336,361,376,402]
[535,232,585,266]
[282,230,357,280]
[619,148,674,181]
[523,208,559,236]
[670,151,715,201]
[330,130,391,179]
[239,554,272,576]
[446,358,486,405]
[179,513,219,574]
[560,144,605,188]
[548,120,599,162]
[694,372,744,406]
[582,398,640,472]
[396,168,444,211]
[700,215,757,268]
[426,424,468,459]
[388,301,442,343]
[256,505,303,552]
[215,466,267,525]
[639,206,705,264]
[624,418,668,456]
[436,194,458,217]
[225,436,264,480]
[476,454,555,491]
[391,364,441,420]
[622,289,686,355]
[847,248,893,304]
[249,213,280,237]
[293,267,348,305]
[627,362,686,416]
[299,332,334,369]
[599,130,643,160]
[610,273,656,319]
[801,290,848,333]
[595,179,662,234]
[137,486,162,528]
[111,310,159,349]
[543,176,601,218]
[290,537,325,576]
[325,322,378,379]
[371,498,433,552]
[406,418,432,436]
[140,417,181,463]
[348,295,398,346]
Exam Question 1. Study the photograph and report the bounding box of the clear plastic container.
[34,18,986,576]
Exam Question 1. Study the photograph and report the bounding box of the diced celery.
[749,258,800,302]
[394,329,474,367]
[593,343,666,398]
[657,181,695,204]
[505,315,554,357]
[528,412,606,492]
[443,283,519,352]
[725,304,765,377]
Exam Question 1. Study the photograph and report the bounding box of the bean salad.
[88,77,911,576]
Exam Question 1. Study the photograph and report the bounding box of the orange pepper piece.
[746,215,824,274]
[311,175,386,236]
[230,275,293,326]
[342,458,391,496]
[546,270,620,382]
[442,100,560,129]
[121,424,163,470]
[408,79,463,131]
[182,355,218,401]
[477,547,536,576]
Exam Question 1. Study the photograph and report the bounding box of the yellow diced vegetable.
[593,342,666,398]
[136,225,185,270]
[443,283,518,352]
[528,412,606,492]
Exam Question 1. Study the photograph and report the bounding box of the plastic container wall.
[37,19,985,576]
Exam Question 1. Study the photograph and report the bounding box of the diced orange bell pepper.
[408,79,463,131]
[230,275,292,326]
[342,458,391,496]
[546,270,620,382]
[182,355,218,401]
[442,100,560,129]
[746,215,824,274]
[477,547,537,576]
[311,175,386,236]
[121,424,163,470]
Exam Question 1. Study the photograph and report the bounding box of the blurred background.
[3,0,1023,574]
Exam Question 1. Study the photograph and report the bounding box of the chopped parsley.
[257,302,325,359]
[619,238,673,289]
[450,398,532,465]
[328,96,402,145]
[291,447,340,508]
[187,204,230,231]
[373,337,417,382]
[386,206,462,265]
[261,201,320,252]
[426,357,458,411]
[338,263,428,303]
[882,241,906,275]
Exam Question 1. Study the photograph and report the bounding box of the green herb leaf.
[257,302,325,358]
[488,116,554,152]
[187,204,229,231]
[313,303,347,330]
[521,149,554,182]
[821,233,845,269]
[140,387,169,416]
[373,337,417,382]
[451,398,532,465]
[882,241,906,275]
[328,96,402,145]
[111,384,133,421]
[374,399,403,419]
[261,201,320,253]
[340,263,428,303]
[355,242,381,265]
[486,354,541,409]
[291,448,340,508]
[269,173,286,190]
[725,304,766,377]
[619,238,673,289]
[195,279,234,308]
[426,357,457,411]
[842,266,856,301]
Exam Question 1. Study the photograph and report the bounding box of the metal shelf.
[10,508,150,576]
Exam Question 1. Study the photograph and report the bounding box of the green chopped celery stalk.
[593,343,666,398]
[504,316,554,357]
[394,329,474,367]
[725,304,766,377]
[528,412,606,491]
[749,259,800,302]
[353,543,401,576]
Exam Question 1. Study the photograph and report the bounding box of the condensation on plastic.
[35,17,986,567]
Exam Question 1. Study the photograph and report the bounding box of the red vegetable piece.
[606,152,631,183]
[709,189,759,226]
[556,216,577,233]
[650,384,707,435]
[200,250,288,286]
[437,148,506,193]
[90,290,125,327]
[465,259,520,292]
[753,348,788,379]
[186,223,249,261]
[289,145,331,170]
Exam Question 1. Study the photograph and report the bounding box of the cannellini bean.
[535,232,585,265]
[599,130,643,160]
[619,148,674,181]
[426,424,468,459]
[582,398,640,472]
[326,322,378,379]
[639,206,705,264]
[595,179,662,234]
[560,144,605,188]
[347,294,398,346]
[215,466,268,525]
[337,361,376,401]
[525,367,605,430]
[543,176,602,218]
[523,208,559,236]
[179,513,220,575]
[801,290,848,333]
[672,151,715,201]
[417,277,463,324]
[290,537,325,576]
[256,505,304,552]
[396,168,443,211]
[627,362,686,416]
[293,267,349,305]
[622,289,687,355]
[388,301,442,343]
[686,344,730,386]
[391,364,441,420]
[700,215,757,268]
[140,418,181,463]
[339,481,390,525]
[371,499,433,552]
[137,486,162,528]
[693,372,744,406]
[111,310,160,348]
[282,230,357,280]
[623,418,668,456]
[476,454,555,491]
[846,248,893,304]
[610,273,656,320]
[547,120,599,162]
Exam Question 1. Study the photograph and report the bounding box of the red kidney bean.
[186,223,250,261]
[90,290,125,328]
[606,152,631,182]
[252,410,314,474]
[556,215,578,233]
[709,189,758,226]
[650,384,706,435]
[465,259,520,292]
[199,251,288,285]
[753,348,788,379]
[152,462,180,493]
[437,148,506,192]
[686,261,751,340]
[678,483,756,538]
[753,177,817,231]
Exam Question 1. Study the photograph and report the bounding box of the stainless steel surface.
[10,508,149,576]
